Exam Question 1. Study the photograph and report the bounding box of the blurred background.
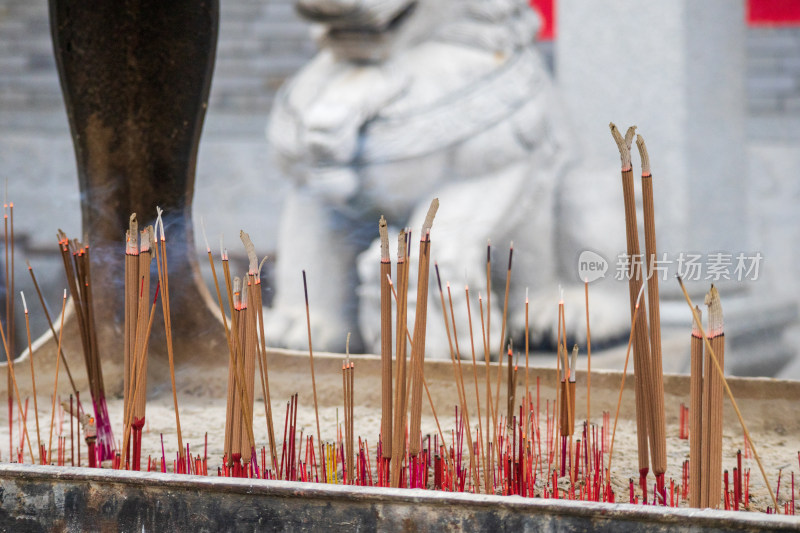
[0,0,798,376]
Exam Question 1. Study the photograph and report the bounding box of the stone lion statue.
[267,0,629,356]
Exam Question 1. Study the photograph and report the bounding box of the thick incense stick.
[379,217,392,460]
[4,204,10,458]
[677,277,779,513]
[705,285,725,508]
[124,214,138,430]
[390,230,408,487]
[408,199,438,457]
[610,123,653,488]
[637,134,667,499]
[302,270,324,482]
[689,306,703,508]
[154,209,184,459]
[48,290,68,464]
[21,292,43,463]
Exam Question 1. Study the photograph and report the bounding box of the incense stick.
[610,123,653,491]
[302,270,325,482]
[48,290,68,464]
[689,306,703,508]
[379,217,392,460]
[390,230,408,488]
[678,278,778,513]
[21,292,43,463]
[494,244,513,433]
[705,285,725,508]
[465,284,488,493]
[408,199,438,457]
[155,209,184,460]
[637,134,667,500]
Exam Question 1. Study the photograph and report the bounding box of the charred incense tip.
[379,216,390,261]
[302,270,309,306]
[240,230,258,274]
[609,122,636,169]
[139,227,151,253]
[691,305,703,337]
[705,284,724,337]
[434,262,443,292]
[345,332,351,360]
[525,286,529,303]
[422,198,439,236]
[635,283,646,308]
[258,256,268,281]
[636,134,651,176]
[507,243,514,271]
[397,230,406,262]
[26,259,31,270]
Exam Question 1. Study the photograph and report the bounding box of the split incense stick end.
[240,230,258,274]
[636,134,651,176]
[609,122,637,170]
[379,216,389,261]
[422,198,439,236]
[705,285,723,337]
[155,206,165,241]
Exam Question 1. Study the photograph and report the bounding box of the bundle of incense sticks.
[701,285,725,508]
[122,222,156,470]
[56,229,114,460]
[610,124,667,501]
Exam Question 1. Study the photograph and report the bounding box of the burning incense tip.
[200,217,211,253]
[20,291,27,314]
[636,134,651,176]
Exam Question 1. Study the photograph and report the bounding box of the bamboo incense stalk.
[638,134,667,500]
[379,217,393,460]
[705,285,725,508]
[610,123,653,487]
[302,270,325,482]
[154,209,184,459]
[677,277,779,513]
[408,199,438,457]
[21,292,43,463]
[48,290,68,464]
[689,306,703,508]
[26,261,81,406]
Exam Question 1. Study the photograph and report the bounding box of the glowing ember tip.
[21,291,27,314]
